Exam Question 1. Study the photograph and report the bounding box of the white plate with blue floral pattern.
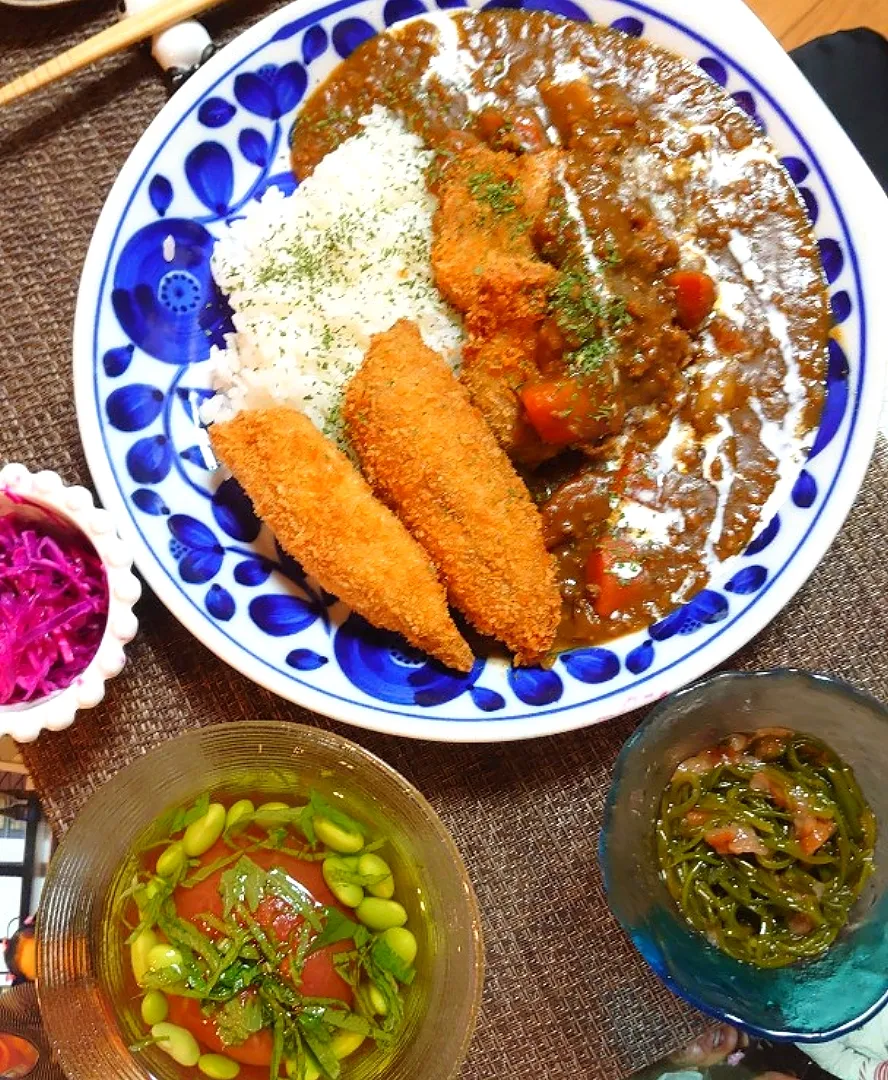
[74,0,888,742]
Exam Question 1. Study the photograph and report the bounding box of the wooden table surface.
[746,0,888,51]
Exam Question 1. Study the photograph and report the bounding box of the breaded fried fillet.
[343,320,560,665]
[431,145,560,462]
[210,407,473,672]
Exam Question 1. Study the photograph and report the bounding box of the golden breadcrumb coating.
[210,407,473,672]
[343,320,560,664]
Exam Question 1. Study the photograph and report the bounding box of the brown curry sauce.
[290,10,829,653]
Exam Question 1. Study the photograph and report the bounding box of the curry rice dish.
[208,10,829,672]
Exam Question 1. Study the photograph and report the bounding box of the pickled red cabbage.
[0,512,108,705]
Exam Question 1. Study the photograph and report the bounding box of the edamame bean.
[315,816,364,854]
[285,1057,320,1080]
[183,803,226,857]
[198,1053,241,1079]
[358,853,394,899]
[322,857,363,908]
[330,1030,365,1060]
[151,1023,201,1068]
[140,990,168,1026]
[381,926,418,966]
[255,801,290,826]
[155,841,186,879]
[146,943,184,973]
[368,984,388,1016]
[225,799,254,830]
[131,928,158,984]
[356,897,407,932]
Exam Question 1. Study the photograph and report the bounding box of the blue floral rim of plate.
[76,0,871,736]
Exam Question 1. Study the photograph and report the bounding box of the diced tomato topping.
[520,379,609,445]
[750,769,791,809]
[667,270,716,331]
[586,536,650,619]
[703,825,767,857]
[794,813,836,856]
[684,809,713,827]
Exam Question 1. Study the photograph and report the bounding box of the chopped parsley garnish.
[548,269,633,376]
[467,170,521,216]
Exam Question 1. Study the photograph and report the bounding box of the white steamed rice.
[201,106,462,436]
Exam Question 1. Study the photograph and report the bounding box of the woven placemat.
[2,5,888,1077]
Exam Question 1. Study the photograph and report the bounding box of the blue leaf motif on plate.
[792,469,817,508]
[234,71,277,117]
[274,62,308,114]
[745,513,779,555]
[831,291,851,325]
[112,219,231,363]
[302,25,328,63]
[239,129,269,167]
[332,18,377,58]
[206,584,236,621]
[103,344,134,378]
[798,186,818,225]
[808,338,849,460]
[287,649,328,671]
[211,477,262,542]
[610,15,643,36]
[436,0,466,8]
[818,239,843,284]
[626,640,654,675]
[132,489,169,516]
[126,435,173,484]
[106,384,164,432]
[508,667,563,706]
[235,559,272,587]
[650,590,728,640]
[470,686,505,712]
[234,63,307,119]
[169,514,224,584]
[198,97,237,128]
[781,156,809,184]
[148,175,173,217]
[698,57,728,87]
[334,614,478,705]
[180,445,211,469]
[562,647,620,684]
[250,594,318,636]
[185,142,234,216]
[725,565,768,595]
[383,0,426,25]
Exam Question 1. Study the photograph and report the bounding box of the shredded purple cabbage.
[0,511,109,705]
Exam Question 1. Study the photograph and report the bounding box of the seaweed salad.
[656,728,876,968]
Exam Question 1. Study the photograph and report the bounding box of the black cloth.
[791,28,888,193]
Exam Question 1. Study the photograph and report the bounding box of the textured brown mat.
[2,5,888,1078]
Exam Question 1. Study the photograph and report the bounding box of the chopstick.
[0,0,232,108]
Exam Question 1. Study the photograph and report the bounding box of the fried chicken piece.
[210,407,473,672]
[344,320,560,665]
[431,144,558,312]
[431,145,561,462]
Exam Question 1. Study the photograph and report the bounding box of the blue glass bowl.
[599,669,888,1042]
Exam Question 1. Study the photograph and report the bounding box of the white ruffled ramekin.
[0,463,141,743]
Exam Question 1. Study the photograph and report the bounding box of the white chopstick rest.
[119,0,214,82]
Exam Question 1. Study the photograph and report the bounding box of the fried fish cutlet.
[209,407,473,672]
[431,145,560,462]
[343,320,560,665]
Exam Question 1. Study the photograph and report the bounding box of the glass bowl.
[37,722,484,1080]
[600,669,888,1042]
